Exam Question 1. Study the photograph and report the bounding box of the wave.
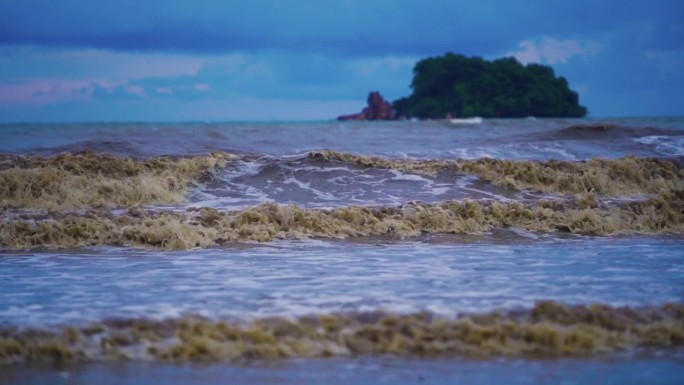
[1,151,682,250]
[3,151,682,212]
[309,150,684,196]
[32,140,145,157]
[541,123,681,141]
[1,301,681,364]
[0,151,235,210]
[2,190,682,249]
[635,136,684,157]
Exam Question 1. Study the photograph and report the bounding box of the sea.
[0,117,683,384]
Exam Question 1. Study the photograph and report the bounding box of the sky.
[0,0,682,121]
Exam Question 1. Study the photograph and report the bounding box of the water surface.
[1,118,683,383]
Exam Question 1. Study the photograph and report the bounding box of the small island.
[395,53,587,119]
[338,53,587,120]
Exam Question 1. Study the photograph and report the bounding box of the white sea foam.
[388,169,432,183]
[635,135,684,156]
[455,175,515,202]
[508,227,541,240]
[449,117,483,125]
[282,176,338,200]
[2,238,683,326]
[430,186,450,195]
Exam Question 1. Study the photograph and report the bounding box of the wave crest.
[2,190,682,249]
[0,151,235,210]
[310,150,684,196]
[1,301,682,363]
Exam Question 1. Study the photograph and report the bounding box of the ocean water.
[1,117,683,384]
[3,117,684,160]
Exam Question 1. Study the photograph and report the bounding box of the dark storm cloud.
[1,0,680,57]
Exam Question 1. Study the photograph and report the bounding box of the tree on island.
[393,53,587,119]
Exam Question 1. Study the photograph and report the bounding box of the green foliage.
[393,53,587,118]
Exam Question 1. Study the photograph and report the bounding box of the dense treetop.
[393,53,587,118]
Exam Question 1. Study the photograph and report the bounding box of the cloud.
[125,84,146,97]
[5,0,673,57]
[508,38,602,65]
[0,78,116,104]
[0,46,203,81]
[0,47,254,104]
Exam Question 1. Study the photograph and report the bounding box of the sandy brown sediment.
[1,190,682,250]
[310,150,684,196]
[0,151,235,210]
[0,301,682,364]
[552,123,677,141]
[2,151,682,211]
[1,151,682,249]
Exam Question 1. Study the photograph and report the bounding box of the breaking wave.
[0,151,682,249]
[549,123,680,141]
[1,150,683,212]
[1,301,682,364]
[309,150,684,196]
[0,151,235,210]
[2,190,682,249]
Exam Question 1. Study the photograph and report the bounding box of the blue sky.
[0,0,682,121]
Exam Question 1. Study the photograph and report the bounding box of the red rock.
[337,91,394,121]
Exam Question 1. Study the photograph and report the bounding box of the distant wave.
[33,140,144,157]
[3,119,683,161]
[448,117,483,125]
[548,123,679,141]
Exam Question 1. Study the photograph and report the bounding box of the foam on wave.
[0,151,235,210]
[2,151,682,213]
[1,190,682,250]
[0,301,681,364]
[310,150,684,196]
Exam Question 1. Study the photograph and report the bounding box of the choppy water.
[183,155,523,211]
[4,117,683,212]
[2,117,684,159]
[1,237,683,327]
[1,117,683,384]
